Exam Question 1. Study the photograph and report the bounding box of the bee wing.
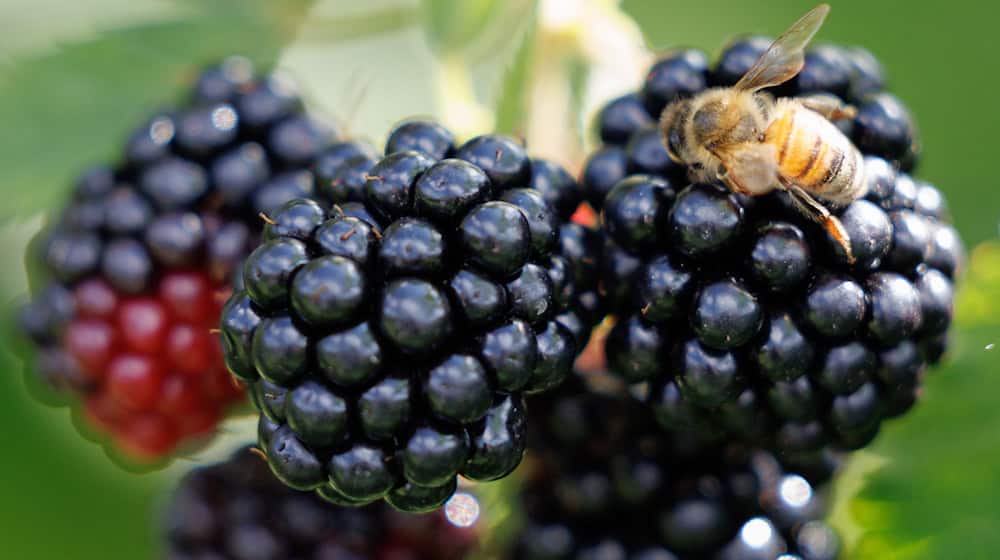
[734,4,830,92]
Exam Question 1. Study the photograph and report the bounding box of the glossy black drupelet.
[851,93,919,169]
[592,45,963,455]
[163,447,476,560]
[221,121,593,511]
[512,377,841,559]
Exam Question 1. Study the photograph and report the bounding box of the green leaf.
[0,0,315,223]
[0,216,43,302]
[276,3,439,145]
[833,242,1000,559]
[0,0,180,60]
[421,0,507,55]
[954,243,1000,328]
[493,14,537,136]
[421,0,536,64]
[290,3,420,46]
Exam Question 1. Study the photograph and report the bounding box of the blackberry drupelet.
[591,45,962,454]
[17,56,343,463]
[512,376,841,559]
[221,120,593,511]
[164,446,477,560]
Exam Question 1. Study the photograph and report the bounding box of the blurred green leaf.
[566,53,590,151]
[0,217,42,302]
[421,0,536,64]
[292,3,420,46]
[421,0,506,54]
[955,243,1000,328]
[0,0,314,223]
[0,0,179,60]
[493,14,536,136]
[277,4,440,145]
[834,242,1000,559]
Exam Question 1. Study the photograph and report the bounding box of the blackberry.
[592,44,962,454]
[512,376,841,559]
[789,45,853,100]
[597,94,653,146]
[852,93,918,169]
[17,57,342,463]
[163,447,477,560]
[222,120,595,510]
[581,147,629,211]
[640,49,710,116]
[711,36,772,88]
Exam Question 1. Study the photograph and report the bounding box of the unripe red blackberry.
[591,44,962,455]
[513,376,841,559]
[17,57,341,464]
[221,120,595,511]
[163,447,477,560]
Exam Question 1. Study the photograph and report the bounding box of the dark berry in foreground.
[668,183,743,257]
[222,121,588,510]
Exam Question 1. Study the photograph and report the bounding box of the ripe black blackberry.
[16,56,345,463]
[590,44,962,455]
[221,120,593,511]
[164,446,477,560]
[513,376,841,559]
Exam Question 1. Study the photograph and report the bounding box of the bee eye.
[667,128,685,163]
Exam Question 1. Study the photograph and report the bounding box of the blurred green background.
[0,1,997,558]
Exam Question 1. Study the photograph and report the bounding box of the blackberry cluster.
[221,120,597,511]
[514,376,841,559]
[590,43,962,454]
[165,447,477,560]
[17,56,342,462]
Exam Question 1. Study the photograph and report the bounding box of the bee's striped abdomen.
[765,104,865,204]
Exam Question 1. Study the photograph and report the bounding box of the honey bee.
[660,4,864,262]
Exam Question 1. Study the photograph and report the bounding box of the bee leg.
[717,169,750,195]
[716,144,779,196]
[781,181,856,264]
[798,93,857,121]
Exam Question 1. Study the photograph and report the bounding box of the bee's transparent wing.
[734,4,830,92]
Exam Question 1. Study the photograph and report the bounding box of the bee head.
[691,93,762,150]
[691,99,726,146]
